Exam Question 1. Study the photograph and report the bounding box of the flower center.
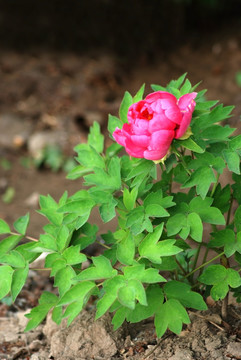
[141,108,153,121]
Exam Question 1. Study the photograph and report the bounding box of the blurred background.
[1,0,241,237]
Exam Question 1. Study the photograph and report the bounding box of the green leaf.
[108,114,123,137]
[198,207,225,225]
[164,281,207,310]
[67,165,92,180]
[88,121,104,154]
[0,235,23,256]
[13,213,30,235]
[145,204,169,218]
[0,265,14,300]
[0,250,26,268]
[123,187,138,211]
[56,225,70,252]
[119,91,133,123]
[230,134,241,150]
[235,206,241,232]
[58,198,95,214]
[166,213,187,237]
[187,213,203,242]
[123,264,166,284]
[223,149,240,174]
[95,276,125,319]
[75,255,117,281]
[54,266,76,297]
[74,144,105,169]
[226,268,241,288]
[139,223,181,264]
[133,84,145,103]
[11,265,29,301]
[182,166,216,199]
[179,138,204,153]
[112,306,129,330]
[193,104,234,131]
[25,292,58,331]
[0,219,11,234]
[127,285,164,323]
[117,285,135,310]
[62,245,87,265]
[52,306,62,325]
[198,265,227,285]
[211,282,229,301]
[63,301,85,326]
[154,299,190,338]
[57,281,96,306]
[116,232,135,266]
[99,197,118,223]
[201,125,235,140]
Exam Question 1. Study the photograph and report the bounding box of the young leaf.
[13,213,30,235]
[62,245,87,265]
[187,212,203,242]
[0,235,23,256]
[178,138,204,153]
[108,114,123,137]
[112,306,129,330]
[54,266,76,297]
[133,84,145,103]
[0,250,26,268]
[99,197,118,223]
[123,187,138,211]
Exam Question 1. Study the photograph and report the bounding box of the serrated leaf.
[75,255,117,281]
[74,144,105,169]
[0,265,14,300]
[119,91,133,123]
[154,299,190,338]
[116,232,135,266]
[62,245,87,265]
[13,213,30,235]
[0,219,11,234]
[11,264,29,301]
[164,281,207,310]
[88,121,104,153]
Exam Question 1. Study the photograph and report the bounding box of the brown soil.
[1,28,241,360]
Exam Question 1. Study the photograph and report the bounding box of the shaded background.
[1,0,241,237]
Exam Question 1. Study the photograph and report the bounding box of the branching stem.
[185,251,225,279]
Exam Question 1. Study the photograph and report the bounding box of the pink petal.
[130,134,150,147]
[175,111,192,139]
[145,91,177,103]
[149,130,174,151]
[164,106,182,124]
[178,92,197,111]
[125,138,145,158]
[148,114,176,132]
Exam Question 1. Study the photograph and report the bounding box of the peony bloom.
[113,91,197,161]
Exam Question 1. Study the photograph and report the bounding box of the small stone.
[24,192,40,208]
[226,342,241,359]
[28,340,43,351]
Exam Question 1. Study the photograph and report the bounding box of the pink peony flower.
[113,91,197,161]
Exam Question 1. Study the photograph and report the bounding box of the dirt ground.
[1,28,241,359]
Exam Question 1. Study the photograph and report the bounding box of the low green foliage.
[0,74,241,340]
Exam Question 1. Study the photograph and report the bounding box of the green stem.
[174,257,187,275]
[184,251,225,279]
[96,240,111,250]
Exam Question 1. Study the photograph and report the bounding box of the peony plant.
[0,74,241,338]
